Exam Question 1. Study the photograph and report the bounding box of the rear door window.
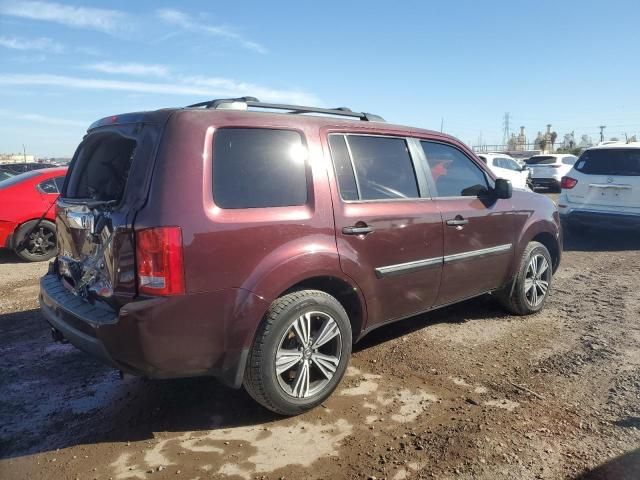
[328,135,359,201]
[339,135,420,200]
[213,128,308,209]
[575,149,640,176]
[421,141,488,197]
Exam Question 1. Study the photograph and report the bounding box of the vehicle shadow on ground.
[575,448,640,479]
[0,249,25,264]
[563,229,640,253]
[0,308,275,461]
[0,295,508,460]
[355,294,507,352]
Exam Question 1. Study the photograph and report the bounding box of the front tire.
[496,241,553,315]
[14,220,57,262]
[243,290,352,415]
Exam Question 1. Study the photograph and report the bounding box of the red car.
[0,167,67,261]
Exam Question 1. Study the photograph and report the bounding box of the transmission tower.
[502,113,511,146]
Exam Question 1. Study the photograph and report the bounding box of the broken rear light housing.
[136,226,185,295]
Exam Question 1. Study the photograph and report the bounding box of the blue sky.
[1,0,639,156]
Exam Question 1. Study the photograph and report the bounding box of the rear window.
[65,133,137,201]
[525,156,556,165]
[575,149,640,176]
[213,128,308,209]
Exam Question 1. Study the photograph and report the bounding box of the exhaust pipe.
[51,327,65,343]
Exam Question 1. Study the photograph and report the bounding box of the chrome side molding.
[375,243,512,278]
[443,244,512,264]
[375,257,442,278]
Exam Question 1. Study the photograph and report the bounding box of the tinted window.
[38,179,58,194]
[328,135,358,201]
[346,135,419,200]
[213,128,308,208]
[54,176,65,192]
[525,156,556,165]
[575,149,640,176]
[421,141,488,197]
[562,156,577,165]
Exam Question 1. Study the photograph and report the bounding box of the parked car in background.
[525,154,578,192]
[0,162,54,175]
[558,142,640,234]
[40,97,561,415]
[477,153,532,190]
[0,170,15,182]
[0,167,67,261]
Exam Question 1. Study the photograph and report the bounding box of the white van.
[558,142,640,232]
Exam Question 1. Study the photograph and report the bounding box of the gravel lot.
[1,196,639,480]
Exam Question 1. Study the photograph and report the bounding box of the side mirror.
[494,178,513,199]
[521,165,529,171]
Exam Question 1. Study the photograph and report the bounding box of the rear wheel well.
[531,232,560,272]
[281,276,364,341]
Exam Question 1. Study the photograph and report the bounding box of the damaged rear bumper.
[39,267,266,387]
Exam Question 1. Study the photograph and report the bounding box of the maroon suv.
[40,97,561,414]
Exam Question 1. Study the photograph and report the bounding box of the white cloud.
[86,62,169,78]
[0,73,319,105]
[0,1,129,35]
[0,108,87,127]
[157,8,267,54]
[0,35,64,53]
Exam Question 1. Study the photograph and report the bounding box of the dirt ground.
[1,196,640,480]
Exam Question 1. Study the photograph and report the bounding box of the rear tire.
[496,241,553,316]
[14,220,57,262]
[243,290,352,415]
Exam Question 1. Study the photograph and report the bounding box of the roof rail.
[186,97,385,122]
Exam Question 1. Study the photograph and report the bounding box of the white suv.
[558,142,640,232]
[477,153,532,190]
[525,154,578,192]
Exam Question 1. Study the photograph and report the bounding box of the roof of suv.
[88,96,455,143]
[589,141,640,150]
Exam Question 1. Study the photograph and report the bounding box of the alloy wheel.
[524,253,550,307]
[26,226,56,257]
[275,311,342,398]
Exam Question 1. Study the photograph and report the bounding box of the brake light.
[136,227,185,295]
[561,176,578,189]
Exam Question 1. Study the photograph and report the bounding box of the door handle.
[446,218,469,227]
[342,225,373,235]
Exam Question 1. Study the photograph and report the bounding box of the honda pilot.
[40,97,562,415]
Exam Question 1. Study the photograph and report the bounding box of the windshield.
[0,169,42,189]
[525,156,556,165]
[575,149,640,176]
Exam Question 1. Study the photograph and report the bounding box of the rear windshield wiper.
[60,198,118,209]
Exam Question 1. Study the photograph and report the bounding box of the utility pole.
[502,113,511,147]
[599,125,606,143]
[440,118,444,133]
[22,144,27,162]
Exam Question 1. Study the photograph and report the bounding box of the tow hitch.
[51,327,66,343]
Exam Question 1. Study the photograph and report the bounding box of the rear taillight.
[561,176,578,189]
[135,227,185,296]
